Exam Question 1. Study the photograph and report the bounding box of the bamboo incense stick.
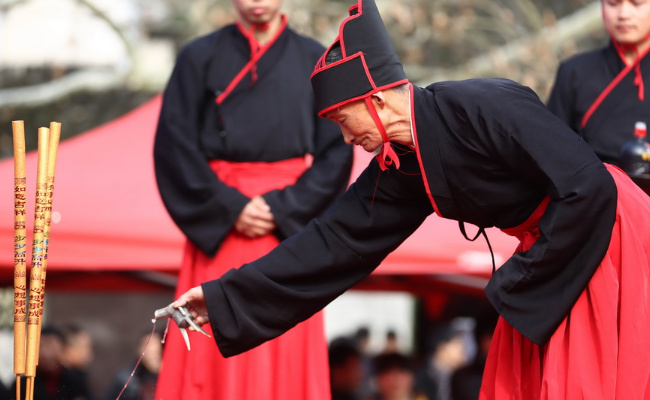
[41,122,61,287]
[12,121,27,400]
[24,127,50,385]
[35,122,61,366]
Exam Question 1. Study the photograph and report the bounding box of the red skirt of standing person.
[154,157,330,400]
[480,164,650,399]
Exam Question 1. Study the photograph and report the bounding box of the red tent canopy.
[0,96,518,292]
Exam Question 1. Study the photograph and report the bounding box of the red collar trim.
[410,84,441,216]
[580,42,650,128]
[216,15,287,106]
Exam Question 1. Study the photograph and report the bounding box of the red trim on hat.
[311,51,364,79]
[313,0,364,70]
[314,39,340,72]
[409,83,441,216]
[312,3,367,74]
[360,52,378,89]
[317,78,409,118]
[215,15,287,106]
[311,52,373,116]
[340,2,363,58]
[312,51,408,116]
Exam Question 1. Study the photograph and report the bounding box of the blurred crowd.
[329,310,499,400]
[1,308,498,400]
[1,325,163,400]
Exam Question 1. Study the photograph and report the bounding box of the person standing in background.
[152,0,352,398]
[369,353,429,400]
[62,324,95,400]
[414,325,467,400]
[12,326,93,400]
[354,327,375,398]
[104,330,162,400]
[0,379,9,400]
[547,0,650,167]
[450,310,499,400]
[382,330,399,354]
[329,337,365,400]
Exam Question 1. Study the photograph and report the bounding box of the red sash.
[499,197,551,258]
[210,156,309,199]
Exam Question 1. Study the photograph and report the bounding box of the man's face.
[325,99,384,153]
[39,335,64,374]
[436,335,467,370]
[64,331,93,368]
[232,0,283,26]
[375,368,414,400]
[330,356,363,392]
[602,0,650,46]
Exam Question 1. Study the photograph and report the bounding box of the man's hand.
[235,196,276,238]
[174,286,209,327]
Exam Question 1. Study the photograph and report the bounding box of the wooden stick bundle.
[12,121,61,400]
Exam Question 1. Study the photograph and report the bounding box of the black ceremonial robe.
[154,24,353,256]
[202,79,617,356]
[547,42,650,166]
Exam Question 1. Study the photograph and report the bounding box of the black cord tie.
[458,221,496,274]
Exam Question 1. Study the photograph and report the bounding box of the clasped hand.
[234,196,276,238]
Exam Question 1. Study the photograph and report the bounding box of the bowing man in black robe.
[171,0,650,398]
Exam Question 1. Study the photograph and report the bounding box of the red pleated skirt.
[480,164,650,399]
[154,157,330,400]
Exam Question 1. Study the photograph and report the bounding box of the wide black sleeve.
[546,61,579,133]
[202,155,432,357]
[262,115,353,240]
[154,38,250,257]
[470,82,617,345]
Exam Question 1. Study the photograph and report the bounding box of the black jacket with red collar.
[547,42,650,165]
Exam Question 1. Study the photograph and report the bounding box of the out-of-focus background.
[0,0,605,150]
[0,0,607,397]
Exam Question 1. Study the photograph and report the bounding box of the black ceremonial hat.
[311,0,408,116]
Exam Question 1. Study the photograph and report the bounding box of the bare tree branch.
[75,0,135,61]
[0,67,129,107]
[0,0,133,107]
